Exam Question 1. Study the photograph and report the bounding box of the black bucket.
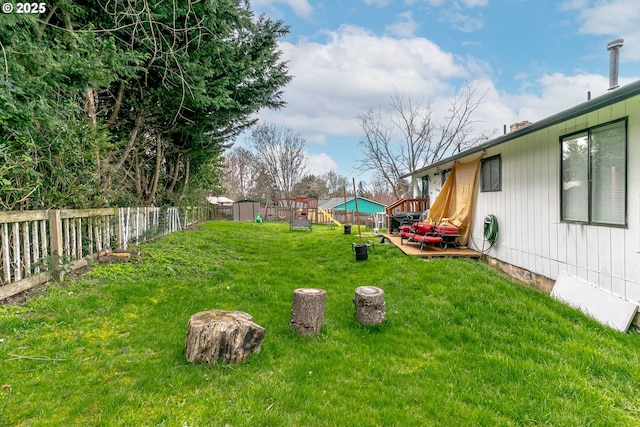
[354,244,368,261]
[344,225,352,235]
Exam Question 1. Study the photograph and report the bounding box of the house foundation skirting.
[482,256,640,330]
[483,256,555,294]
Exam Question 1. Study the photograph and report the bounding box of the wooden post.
[353,286,386,326]
[352,178,362,245]
[343,186,349,225]
[113,207,122,250]
[48,210,64,282]
[290,288,327,335]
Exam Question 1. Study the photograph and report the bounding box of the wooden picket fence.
[0,206,209,300]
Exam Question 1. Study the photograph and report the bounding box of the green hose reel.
[483,214,499,246]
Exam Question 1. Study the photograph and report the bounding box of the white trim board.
[551,272,637,332]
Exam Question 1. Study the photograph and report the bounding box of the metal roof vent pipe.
[607,38,624,91]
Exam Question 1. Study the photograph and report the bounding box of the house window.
[421,176,429,198]
[441,169,451,185]
[560,119,626,226]
[481,155,501,192]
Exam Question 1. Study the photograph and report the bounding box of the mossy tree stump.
[184,310,265,364]
[290,288,327,335]
[353,286,386,326]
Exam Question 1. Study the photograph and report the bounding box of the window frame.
[421,175,429,198]
[480,154,502,192]
[559,118,628,227]
[441,169,451,186]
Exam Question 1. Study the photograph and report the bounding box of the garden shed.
[233,199,261,222]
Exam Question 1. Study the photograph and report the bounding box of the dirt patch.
[0,265,92,307]
[0,284,49,306]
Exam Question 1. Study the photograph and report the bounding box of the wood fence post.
[114,207,123,250]
[48,210,64,282]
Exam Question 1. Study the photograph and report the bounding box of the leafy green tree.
[0,0,291,209]
[0,10,139,208]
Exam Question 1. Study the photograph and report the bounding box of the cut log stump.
[290,288,327,335]
[184,310,265,364]
[353,286,386,326]
[97,251,131,264]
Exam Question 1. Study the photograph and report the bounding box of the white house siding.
[415,91,640,306]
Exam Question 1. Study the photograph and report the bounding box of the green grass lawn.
[1,220,640,426]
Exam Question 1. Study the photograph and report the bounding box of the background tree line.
[222,122,388,205]
[0,0,290,210]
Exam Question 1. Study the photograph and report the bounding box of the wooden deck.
[382,233,482,260]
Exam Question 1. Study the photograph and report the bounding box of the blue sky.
[239,0,640,182]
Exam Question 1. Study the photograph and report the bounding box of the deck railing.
[385,198,430,216]
[0,206,209,300]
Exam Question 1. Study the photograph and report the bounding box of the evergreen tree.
[0,0,291,209]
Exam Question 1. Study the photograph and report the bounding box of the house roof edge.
[401,79,640,178]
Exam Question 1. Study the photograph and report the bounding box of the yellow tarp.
[427,157,481,246]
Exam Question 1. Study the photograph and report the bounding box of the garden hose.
[483,214,499,246]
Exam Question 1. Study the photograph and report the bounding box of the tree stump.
[184,310,265,364]
[353,286,386,326]
[290,288,327,335]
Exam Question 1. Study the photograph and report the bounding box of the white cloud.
[572,0,640,61]
[362,0,391,6]
[405,0,486,32]
[386,11,419,38]
[440,9,484,32]
[406,0,488,9]
[573,0,639,33]
[259,25,468,138]
[497,73,612,128]
[417,72,619,142]
[404,0,443,6]
[251,0,313,18]
[469,81,517,137]
[560,0,589,11]
[307,152,339,175]
[458,0,488,7]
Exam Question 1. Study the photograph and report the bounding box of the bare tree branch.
[357,82,489,198]
[249,123,308,200]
